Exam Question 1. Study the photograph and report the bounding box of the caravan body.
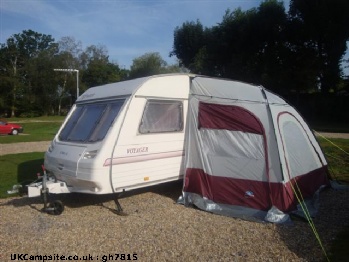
[44,74,190,195]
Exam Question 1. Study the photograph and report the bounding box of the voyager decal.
[127,147,148,154]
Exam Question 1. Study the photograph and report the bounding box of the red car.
[0,120,23,135]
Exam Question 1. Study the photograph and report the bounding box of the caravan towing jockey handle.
[41,165,49,209]
[7,165,65,215]
[39,165,65,215]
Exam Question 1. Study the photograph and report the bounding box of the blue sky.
[1,0,347,74]
[0,0,289,68]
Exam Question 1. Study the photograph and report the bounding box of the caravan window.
[139,100,183,134]
[59,99,125,143]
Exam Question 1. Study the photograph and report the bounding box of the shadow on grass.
[17,158,44,186]
[0,153,44,198]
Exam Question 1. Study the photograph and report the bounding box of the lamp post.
[53,68,79,98]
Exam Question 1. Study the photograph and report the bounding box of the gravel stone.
[0,141,50,155]
[1,183,348,261]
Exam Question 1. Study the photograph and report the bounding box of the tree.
[50,37,84,115]
[58,36,82,58]
[0,31,129,117]
[0,43,16,116]
[82,60,123,87]
[171,0,349,94]
[54,41,125,114]
[53,55,79,115]
[171,1,289,91]
[289,0,349,92]
[0,30,57,116]
[171,20,206,72]
[23,46,59,116]
[81,44,126,87]
[129,52,181,79]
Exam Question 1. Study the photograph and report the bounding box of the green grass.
[0,152,44,198]
[0,117,64,197]
[318,137,349,182]
[0,117,64,143]
[2,115,66,122]
[310,122,349,133]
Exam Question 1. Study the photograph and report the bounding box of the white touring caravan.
[28,74,190,214]
[18,73,329,222]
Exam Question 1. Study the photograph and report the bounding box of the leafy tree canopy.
[129,52,182,79]
[0,31,128,116]
[171,0,349,93]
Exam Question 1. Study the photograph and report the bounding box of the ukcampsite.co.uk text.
[10,253,138,261]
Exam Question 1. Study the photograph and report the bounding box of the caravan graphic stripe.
[104,150,184,166]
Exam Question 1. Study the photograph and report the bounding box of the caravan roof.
[76,76,150,103]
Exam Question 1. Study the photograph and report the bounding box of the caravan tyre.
[48,200,64,215]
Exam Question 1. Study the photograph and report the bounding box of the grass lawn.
[0,117,64,196]
[0,116,64,143]
[310,121,349,133]
[0,152,44,198]
[317,137,349,183]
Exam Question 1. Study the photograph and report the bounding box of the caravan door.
[109,97,187,192]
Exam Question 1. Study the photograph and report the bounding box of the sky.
[0,0,348,74]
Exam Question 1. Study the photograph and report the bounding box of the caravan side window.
[139,100,183,134]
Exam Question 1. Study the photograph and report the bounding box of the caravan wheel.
[48,200,64,215]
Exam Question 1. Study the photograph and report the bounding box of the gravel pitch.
[1,182,349,261]
[0,141,50,156]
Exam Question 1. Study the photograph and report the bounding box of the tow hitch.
[8,165,71,215]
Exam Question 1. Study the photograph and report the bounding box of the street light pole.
[76,70,79,98]
[53,68,80,98]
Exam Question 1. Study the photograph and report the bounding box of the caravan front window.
[59,100,125,143]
